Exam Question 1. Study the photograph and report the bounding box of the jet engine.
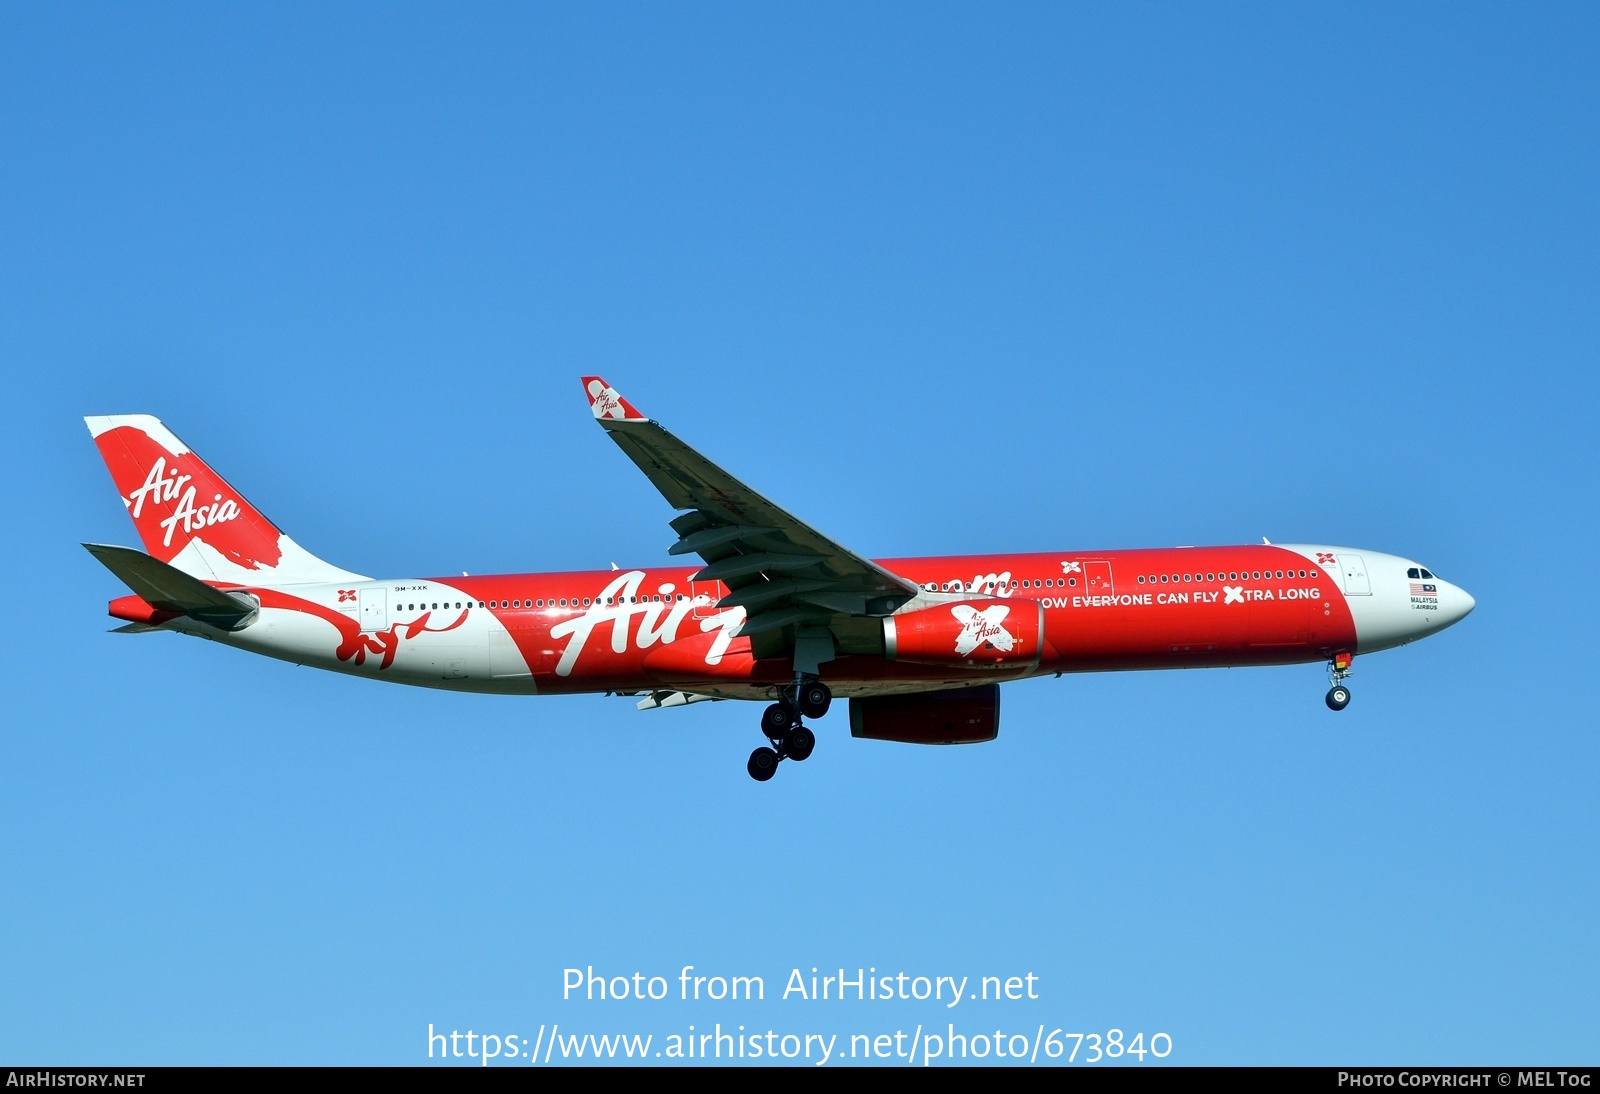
[849,685,1000,745]
[883,599,1042,669]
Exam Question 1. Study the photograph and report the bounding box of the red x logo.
[338,589,357,602]
[1316,552,1336,564]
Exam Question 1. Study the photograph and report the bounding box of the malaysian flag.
[1410,583,1437,596]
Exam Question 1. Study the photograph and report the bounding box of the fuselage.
[113,542,1474,701]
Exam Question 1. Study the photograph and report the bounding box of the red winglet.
[580,376,647,421]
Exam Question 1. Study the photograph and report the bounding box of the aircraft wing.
[581,377,917,652]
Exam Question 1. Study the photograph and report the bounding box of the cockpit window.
[1420,569,1434,579]
[1407,568,1420,579]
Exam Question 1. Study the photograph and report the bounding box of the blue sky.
[3,2,1596,1066]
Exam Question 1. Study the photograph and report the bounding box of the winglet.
[581,376,648,422]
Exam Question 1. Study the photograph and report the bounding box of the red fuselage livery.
[84,378,1474,782]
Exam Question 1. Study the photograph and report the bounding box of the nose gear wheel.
[1325,653,1354,712]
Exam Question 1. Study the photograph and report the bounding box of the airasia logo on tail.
[588,380,626,419]
[951,604,1014,657]
[126,457,242,548]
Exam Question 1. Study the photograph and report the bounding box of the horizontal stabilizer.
[84,543,258,630]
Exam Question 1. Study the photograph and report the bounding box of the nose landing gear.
[746,676,831,781]
[1325,652,1353,711]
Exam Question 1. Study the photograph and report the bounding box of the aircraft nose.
[1442,582,1475,626]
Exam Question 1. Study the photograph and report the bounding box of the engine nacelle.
[883,598,1042,669]
[849,685,1000,745]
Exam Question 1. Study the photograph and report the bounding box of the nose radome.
[1443,582,1476,626]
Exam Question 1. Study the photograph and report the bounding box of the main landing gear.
[1325,651,1354,712]
[747,676,831,782]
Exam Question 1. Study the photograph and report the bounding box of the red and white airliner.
[84,377,1474,781]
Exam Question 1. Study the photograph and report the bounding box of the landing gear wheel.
[797,681,832,719]
[1326,685,1351,711]
[747,746,779,781]
[784,726,816,762]
[761,703,794,736]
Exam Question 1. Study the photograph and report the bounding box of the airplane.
[83,376,1475,782]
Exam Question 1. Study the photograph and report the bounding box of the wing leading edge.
[580,376,917,659]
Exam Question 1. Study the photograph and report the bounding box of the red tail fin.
[85,415,362,585]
